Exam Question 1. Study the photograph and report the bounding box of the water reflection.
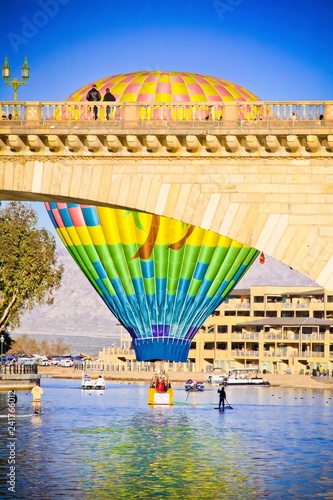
[0,381,332,499]
[76,409,260,499]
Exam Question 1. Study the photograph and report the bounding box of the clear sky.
[1,0,333,103]
[1,0,333,231]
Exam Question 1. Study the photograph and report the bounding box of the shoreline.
[37,367,333,390]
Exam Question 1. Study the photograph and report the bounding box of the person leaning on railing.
[103,88,116,120]
[86,84,101,120]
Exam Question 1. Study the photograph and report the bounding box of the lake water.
[0,379,332,499]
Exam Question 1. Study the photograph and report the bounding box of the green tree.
[8,335,69,356]
[0,202,63,334]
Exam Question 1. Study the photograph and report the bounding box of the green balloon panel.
[45,203,259,361]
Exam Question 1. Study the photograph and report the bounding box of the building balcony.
[222,303,251,310]
[309,302,325,310]
[265,333,300,340]
[265,303,282,311]
[231,333,259,340]
[263,350,324,358]
[263,332,325,341]
[280,302,292,309]
[263,333,284,340]
[231,350,259,357]
[301,333,325,341]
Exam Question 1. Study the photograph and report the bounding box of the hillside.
[14,247,118,336]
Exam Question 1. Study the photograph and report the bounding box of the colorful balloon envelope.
[45,203,259,362]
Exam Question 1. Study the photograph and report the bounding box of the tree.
[0,202,63,334]
[8,335,70,356]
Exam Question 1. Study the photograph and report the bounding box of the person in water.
[218,385,226,410]
[31,380,43,414]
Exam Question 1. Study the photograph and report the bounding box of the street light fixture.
[0,334,4,360]
[2,55,30,101]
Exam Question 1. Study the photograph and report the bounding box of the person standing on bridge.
[103,88,116,120]
[86,84,101,120]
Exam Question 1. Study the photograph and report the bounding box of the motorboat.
[224,368,270,386]
[82,373,106,390]
[184,380,205,391]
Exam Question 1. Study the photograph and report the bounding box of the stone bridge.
[1,99,333,289]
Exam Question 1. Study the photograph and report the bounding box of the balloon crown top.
[67,70,259,103]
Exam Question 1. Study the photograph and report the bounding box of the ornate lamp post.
[2,55,30,101]
[0,334,4,361]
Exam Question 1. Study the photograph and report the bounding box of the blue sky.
[1,0,333,103]
[1,0,333,232]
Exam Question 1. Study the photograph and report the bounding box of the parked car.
[18,357,35,365]
[60,359,73,367]
[51,358,62,366]
[35,356,51,366]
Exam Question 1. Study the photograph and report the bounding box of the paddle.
[225,399,233,409]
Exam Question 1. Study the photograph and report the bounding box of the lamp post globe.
[2,55,30,102]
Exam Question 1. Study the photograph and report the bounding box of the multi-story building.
[190,285,333,374]
[99,285,333,375]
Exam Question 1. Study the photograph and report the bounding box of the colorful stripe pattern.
[45,204,259,361]
[67,71,259,103]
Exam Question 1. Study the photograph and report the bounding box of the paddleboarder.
[218,385,226,410]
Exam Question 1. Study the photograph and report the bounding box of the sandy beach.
[38,366,333,389]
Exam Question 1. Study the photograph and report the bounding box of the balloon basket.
[148,371,174,405]
[148,387,174,406]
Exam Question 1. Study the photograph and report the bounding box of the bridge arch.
[1,141,333,291]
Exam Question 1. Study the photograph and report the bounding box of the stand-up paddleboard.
[173,402,233,409]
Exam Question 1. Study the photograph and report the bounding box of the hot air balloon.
[48,71,261,364]
[45,203,259,362]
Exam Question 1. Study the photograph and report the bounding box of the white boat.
[82,374,106,390]
[207,371,227,385]
[224,368,270,386]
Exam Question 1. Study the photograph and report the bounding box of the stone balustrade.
[1,100,332,124]
[1,100,331,158]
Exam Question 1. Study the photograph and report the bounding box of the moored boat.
[224,368,270,386]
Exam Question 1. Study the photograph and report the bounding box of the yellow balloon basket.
[148,371,174,405]
[148,387,174,406]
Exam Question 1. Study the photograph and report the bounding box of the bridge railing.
[1,100,331,124]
